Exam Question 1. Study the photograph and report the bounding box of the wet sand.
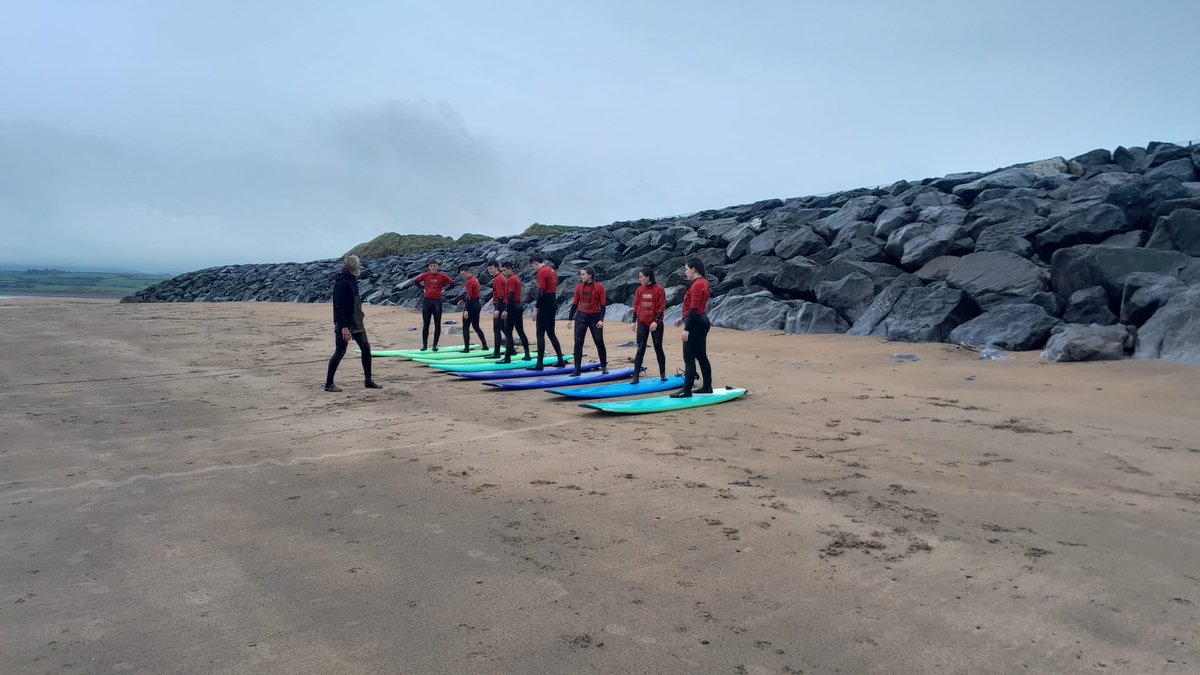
[1,298,1197,674]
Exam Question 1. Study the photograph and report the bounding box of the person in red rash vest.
[497,261,531,364]
[529,255,566,370]
[412,259,455,351]
[630,266,667,385]
[671,257,713,398]
[567,266,608,376]
[455,264,489,354]
[485,261,507,359]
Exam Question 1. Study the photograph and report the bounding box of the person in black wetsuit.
[485,262,507,359]
[497,261,532,364]
[567,266,608,376]
[671,257,713,398]
[630,267,667,385]
[529,255,566,370]
[324,255,382,392]
[456,264,489,353]
[412,258,456,351]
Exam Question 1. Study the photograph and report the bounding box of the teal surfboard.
[359,346,475,358]
[580,387,746,414]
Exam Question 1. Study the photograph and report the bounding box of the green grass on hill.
[0,270,173,298]
[344,232,496,260]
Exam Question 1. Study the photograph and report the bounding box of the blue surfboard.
[482,367,641,391]
[448,362,603,380]
[547,375,685,399]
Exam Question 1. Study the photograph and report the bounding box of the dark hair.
[458,264,471,273]
[639,267,656,284]
[501,261,513,270]
[428,258,440,265]
[529,254,545,264]
[686,257,705,277]
[486,260,499,269]
[581,266,596,282]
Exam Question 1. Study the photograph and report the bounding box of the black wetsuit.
[326,270,372,386]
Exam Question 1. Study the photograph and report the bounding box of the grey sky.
[1,1,1197,272]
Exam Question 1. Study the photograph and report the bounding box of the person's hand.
[341,327,352,342]
[650,321,658,332]
[631,323,637,333]
[597,320,604,330]
[532,308,538,320]
[681,330,689,343]
[674,318,683,327]
[493,310,501,319]
[462,311,469,322]
[501,311,508,320]
[457,299,465,306]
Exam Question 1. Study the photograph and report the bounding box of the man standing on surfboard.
[671,257,713,398]
[567,266,608,377]
[630,266,667,386]
[497,261,532,364]
[412,258,456,351]
[456,264,489,354]
[486,261,507,359]
[324,255,382,392]
[529,255,566,371]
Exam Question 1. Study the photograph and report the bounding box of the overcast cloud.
[1,1,1197,272]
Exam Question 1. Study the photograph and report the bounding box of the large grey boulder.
[774,226,827,260]
[945,251,1047,309]
[1062,286,1116,325]
[914,256,960,283]
[873,206,918,239]
[1145,208,1200,256]
[706,291,791,331]
[974,217,1045,258]
[725,230,756,262]
[748,229,786,257]
[953,168,1038,203]
[1134,286,1200,363]
[812,196,889,240]
[814,272,878,324]
[948,303,1061,351]
[965,196,1043,237]
[1041,324,1130,362]
[1120,272,1187,326]
[1049,244,1200,305]
[1036,203,1129,259]
[1145,158,1197,184]
[883,286,981,342]
[785,302,849,334]
[847,274,923,336]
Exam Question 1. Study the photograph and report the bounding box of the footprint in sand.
[466,550,501,562]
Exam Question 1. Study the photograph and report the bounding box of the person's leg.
[431,302,443,348]
[632,322,649,383]
[513,310,531,359]
[491,314,504,358]
[590,317,607,372]
[463,306,472,351]
[533,303,547,368]
[499,313,515,363]
[694,320,712,393]
[571,316,587,375]
[325,330,349,391]
[352,331,379,387]
[421,300,433,349]
[652,323,667,380]
[546,300,564,363]
[674,337,696,397]
[471,304,488,350]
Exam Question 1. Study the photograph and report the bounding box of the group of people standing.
[325,253,715,398]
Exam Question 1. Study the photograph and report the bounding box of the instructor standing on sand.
[412,259,456,351]
[672,258,713,398]
[324,255,382,392]
[529,255,566,371]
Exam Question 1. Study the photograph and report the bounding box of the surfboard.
[482,367,640,391]
[580,387,747,414]
[547,375,685,399]
[359,346,474,358]
[431,355,576,373]
[449,362,602,380]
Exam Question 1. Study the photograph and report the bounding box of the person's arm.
[443,273,456,289]
[413,272,427,290]
[567,285,581,321]
[597,284,607,321]
[654,286,665,327]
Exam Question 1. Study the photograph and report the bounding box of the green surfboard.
[359,346,475,358]
[580,387,746,414]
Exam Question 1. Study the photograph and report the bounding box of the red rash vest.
[682,277,711,319]
[414,271,455,300]
[634,283,667,326]
[570,282,607,318]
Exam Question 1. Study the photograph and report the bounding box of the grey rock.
[1063,286,1116,325]
[1145,209,1200,256]
[1145,158,1197,184]
[784,302,849,334]
[945,251,1046,309]
[748,229,786,257]
[974,217,1045,258]
[1036,203,1129,259]
[883,286,980,342]
[873,206,918,239]
[953,168,1038,203]
[725,230,756,262]
[1041,324,1130,362]
[812,196,888,240]
[949,303,1061,351]
[814,272,878,324]
[1050,244,1200,305]
[1133,285,1200,363]
[914,256,961,282]
[706,291,791,331]
[774,227,827,260]
[1099,230,1149,248]
[1120,272,1187,326]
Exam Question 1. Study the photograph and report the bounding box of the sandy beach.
[1,297,1197,674]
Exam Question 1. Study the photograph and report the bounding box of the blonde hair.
[343,255,361,273]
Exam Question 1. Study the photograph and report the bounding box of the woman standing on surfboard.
[567,266,608,377]
[630,267,667,385]
[671,258,712,398]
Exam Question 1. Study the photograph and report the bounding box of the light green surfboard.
[580,387,747,414]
